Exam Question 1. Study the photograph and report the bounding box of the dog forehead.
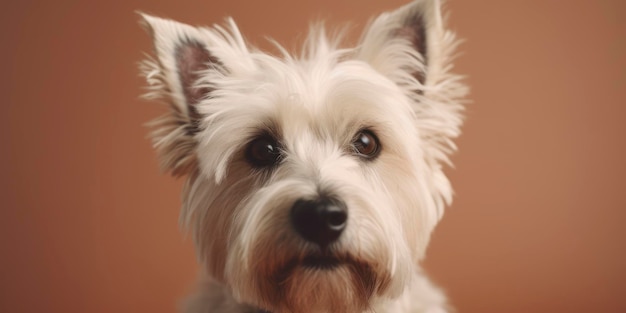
[245,57,411,137]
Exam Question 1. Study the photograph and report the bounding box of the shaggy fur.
[139,0,467,312]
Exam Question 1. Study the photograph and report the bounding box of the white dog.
[139,0,467,312]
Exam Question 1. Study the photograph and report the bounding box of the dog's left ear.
[357,0,449,89]
[358,0,467,144]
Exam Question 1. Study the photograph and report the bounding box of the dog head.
[140,0,466,312]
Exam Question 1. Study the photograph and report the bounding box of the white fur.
[139,0,467,312]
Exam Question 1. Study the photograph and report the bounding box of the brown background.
[2,0,625,312]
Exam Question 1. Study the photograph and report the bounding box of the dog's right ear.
[139,14,241,176]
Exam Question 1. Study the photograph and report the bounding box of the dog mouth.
[264,251,387,311]
[301,254,342,270]
[276,252,349,278]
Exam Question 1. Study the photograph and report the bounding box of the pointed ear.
[357,0,467,146]
[357,0,445,88]
[140,13,223,129]
[139,13,227,176]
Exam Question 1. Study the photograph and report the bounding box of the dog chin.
[247,252,390,313]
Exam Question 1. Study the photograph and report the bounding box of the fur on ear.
[358,0,448,88]
[139,14,247,176]
[358,0,468,216]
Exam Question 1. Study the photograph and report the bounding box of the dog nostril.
[290,198,347,247]
[325,206,347,229]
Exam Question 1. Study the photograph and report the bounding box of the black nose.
[290,197,347,248]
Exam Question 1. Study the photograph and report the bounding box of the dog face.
[140,1,466,312]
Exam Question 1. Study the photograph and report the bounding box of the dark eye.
[246,136,282,168]
[352,130,381,159]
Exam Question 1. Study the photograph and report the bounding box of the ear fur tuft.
[139,13,218,176]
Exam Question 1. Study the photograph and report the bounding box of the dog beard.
[249,257,389,313]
